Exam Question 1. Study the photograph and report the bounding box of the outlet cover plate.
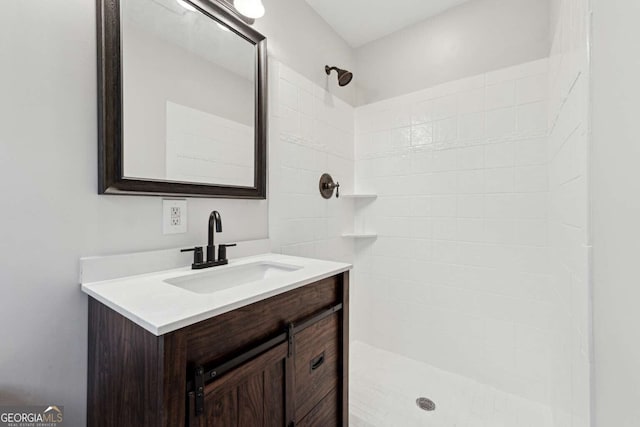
[163,199,187,234]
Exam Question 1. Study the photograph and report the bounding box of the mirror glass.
[120,0,256,187]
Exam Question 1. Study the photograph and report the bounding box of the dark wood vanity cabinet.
[87,272,349,427]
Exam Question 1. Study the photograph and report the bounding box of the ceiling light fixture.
[233,0,265,19]
[176,0,196,12]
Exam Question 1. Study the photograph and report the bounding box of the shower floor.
[350,341,552,427]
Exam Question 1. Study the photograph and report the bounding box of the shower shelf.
[341,233,378,239]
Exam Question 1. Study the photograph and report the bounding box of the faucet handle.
[218,243,237,262]
[181,246,204,267]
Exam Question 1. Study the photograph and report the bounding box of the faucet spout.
[207,211,222,262]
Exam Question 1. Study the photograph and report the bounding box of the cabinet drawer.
[294,312,340,422]
[297,388,338,427]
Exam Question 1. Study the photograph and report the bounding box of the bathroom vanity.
[83,254,350,427]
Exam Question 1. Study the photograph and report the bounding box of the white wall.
[354,0,551,105]
[0,0,354,425]
[591,0,640,426]
[547,0,591,426]
[352,59,553,403]
[268,60,354,262]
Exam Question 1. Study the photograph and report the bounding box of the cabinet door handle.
[310,352,325,371]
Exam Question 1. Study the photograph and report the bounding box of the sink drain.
[416,397,436,412]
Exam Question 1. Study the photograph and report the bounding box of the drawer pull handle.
[310,352,325,371]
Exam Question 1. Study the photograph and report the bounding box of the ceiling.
[304,0,474,48]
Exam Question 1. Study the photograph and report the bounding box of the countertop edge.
[82,262,351,336]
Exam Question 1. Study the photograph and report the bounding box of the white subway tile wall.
[548,0,591,426]
[268,46,590,427]
[352,58,554,405]
[269,60,355,263]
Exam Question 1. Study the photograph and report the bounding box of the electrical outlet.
[163,199,187,234]
[170,207,181,226]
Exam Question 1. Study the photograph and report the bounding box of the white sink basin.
[164,261,303,294]
[81,251,352,335]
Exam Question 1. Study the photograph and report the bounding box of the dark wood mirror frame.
[97,0,267,198]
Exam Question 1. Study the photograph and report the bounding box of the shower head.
[325,65,353,87]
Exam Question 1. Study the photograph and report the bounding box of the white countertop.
[81,253,351,336]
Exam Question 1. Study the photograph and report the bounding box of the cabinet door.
[297,388,338,427]
[188,342,287,427]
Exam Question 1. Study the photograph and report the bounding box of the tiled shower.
[268,0,590,424]
[352,58,553,408]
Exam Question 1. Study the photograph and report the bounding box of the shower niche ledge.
[344,188,377,241]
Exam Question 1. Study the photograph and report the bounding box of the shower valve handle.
[324,181,340,198]
[330,181,340,198]
[319,173,340,199]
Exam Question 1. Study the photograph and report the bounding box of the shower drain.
[416,397,436,412]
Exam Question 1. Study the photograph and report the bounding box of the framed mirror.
[97,0,267,198]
